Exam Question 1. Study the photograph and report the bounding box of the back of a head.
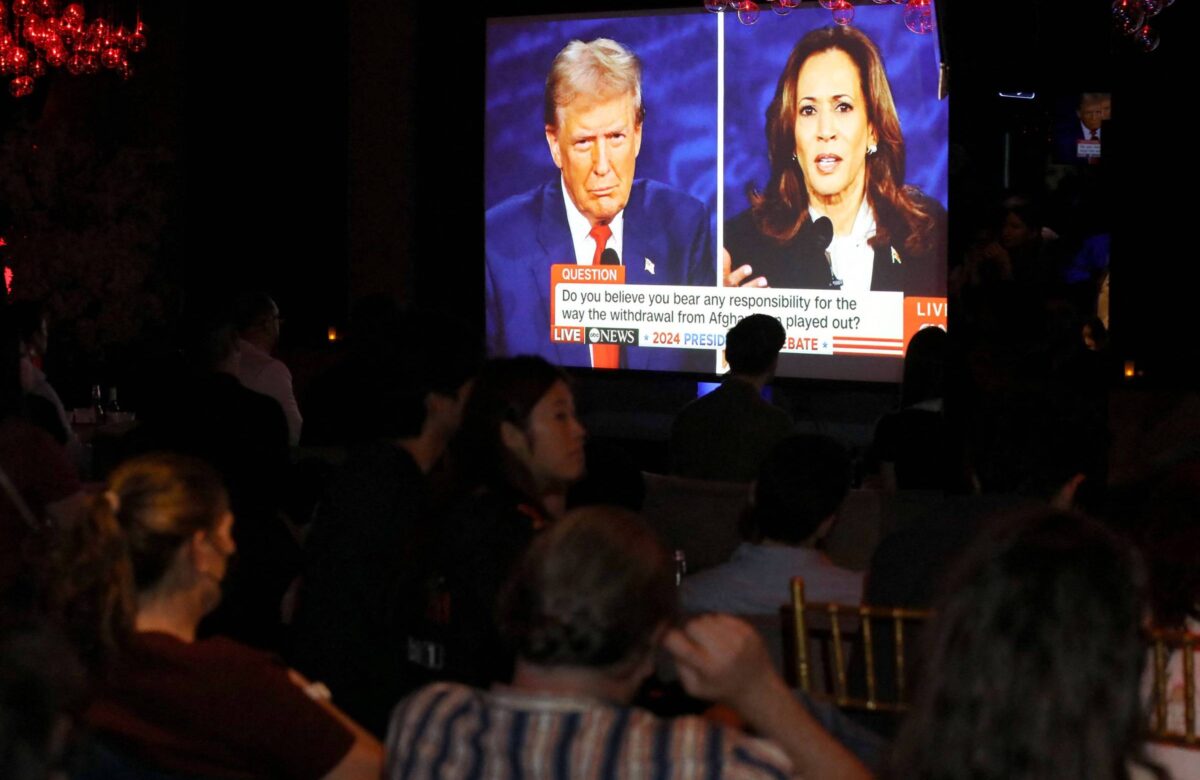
[106,454,229,593]
[888,510,1149,780]
[232,291,276,335]
[499,507,676,670]
[353,310,478,442]
[50,453,229,671]
[725,314,785,377]
[900,326,946,408]
[180,304,238,371]
[1001,195,1044,235]
[750,435,850,545]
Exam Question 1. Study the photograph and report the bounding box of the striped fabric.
[386,682,793,780]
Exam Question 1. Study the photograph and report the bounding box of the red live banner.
[903,297,948,352]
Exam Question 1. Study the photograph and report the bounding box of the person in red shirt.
[50,452,382,779]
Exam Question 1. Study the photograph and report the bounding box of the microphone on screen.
[600,248,621,267]
[809,216,840,289]
[811,216,834,251]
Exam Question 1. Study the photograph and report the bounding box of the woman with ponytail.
[52,453,382,779]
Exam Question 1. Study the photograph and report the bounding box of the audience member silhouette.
[140,305,294,650]
[869,325,960,492]
[233,291,303,446]
[47,453,382,779]
[0,308,82,605]
[290,338,476,737]
[886,510,1163,780]
[682,434,862,615]
[670,313,792,482]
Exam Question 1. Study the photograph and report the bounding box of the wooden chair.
[1146,627,1200,746]
[789,576,931,712]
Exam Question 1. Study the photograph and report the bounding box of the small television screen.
[484,4,948,382]
[1051,92,1110,165]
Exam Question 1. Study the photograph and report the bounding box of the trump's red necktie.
[588,223,619,369]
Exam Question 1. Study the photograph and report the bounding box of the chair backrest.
[790,575,931,712]
[640,472,751,574]
[1146,627,1200,746]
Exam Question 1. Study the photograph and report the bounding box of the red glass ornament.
[104,25,125,47]
[57,14,81,43]
[29,56,43,76]
[11,0,31,17]
[33,0,55,15]
[9,73,33,97]
[831,0,855,25]
[22,15,43,43]
[61,1,81,22]
[44,44,65,66]
[6,45,28,72]
[736,0,759,24]
[100,46,121,68]
[1134,23,1160,51]
[65,50,84,74]
[904,0,935,33]
[81,52,97,73]
[1112,0,1145,35]
[126,30,145,53]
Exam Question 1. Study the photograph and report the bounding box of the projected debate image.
[484,6,948,382]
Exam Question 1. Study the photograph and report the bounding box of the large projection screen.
[484,5,947,382]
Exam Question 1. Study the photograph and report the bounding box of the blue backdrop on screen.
[486,8,946,229]
[723,6,948,218]
[485,12,719,235]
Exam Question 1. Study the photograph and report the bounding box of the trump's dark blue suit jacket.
[485,178,716,371]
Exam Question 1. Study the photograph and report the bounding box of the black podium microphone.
[600,247,621,266]
[809,216,838,288]
[811,216,834,251]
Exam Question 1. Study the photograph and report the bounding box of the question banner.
[549,266,945,356]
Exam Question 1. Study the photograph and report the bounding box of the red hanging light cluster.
[705,0,934,34]
[0,0,146,98]
[1111,0,1173,52]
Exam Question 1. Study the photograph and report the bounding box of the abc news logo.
[587,327,638,345]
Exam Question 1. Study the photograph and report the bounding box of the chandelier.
[0,0,147,98]
[704,0,935,34]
